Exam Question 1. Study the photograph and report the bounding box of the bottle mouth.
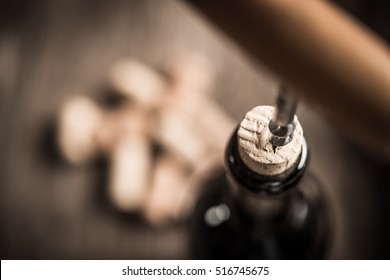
[237,105,303,176]
[225,128,309,196]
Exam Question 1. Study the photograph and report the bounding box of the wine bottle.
[190,105,331,259]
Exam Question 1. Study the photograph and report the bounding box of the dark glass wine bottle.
[190,128,331,259]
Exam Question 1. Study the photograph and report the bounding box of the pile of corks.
[57,52,235,226]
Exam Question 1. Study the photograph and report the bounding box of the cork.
[143,155,188,225]
[58,95,103,165]
[108,59,166,108]
[109,132,152,212]
[237,106,303,176]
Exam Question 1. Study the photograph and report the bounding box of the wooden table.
[1,0,389,259]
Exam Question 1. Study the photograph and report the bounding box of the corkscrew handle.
[185,0,390,157]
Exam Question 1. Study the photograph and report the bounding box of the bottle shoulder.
[189,167,331,259]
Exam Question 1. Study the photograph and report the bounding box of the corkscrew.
[268,86,298,148]
[185,0,390,158]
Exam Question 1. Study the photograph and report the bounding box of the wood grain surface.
[1,0,390,259]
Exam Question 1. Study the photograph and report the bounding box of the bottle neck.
[225,129,309,219]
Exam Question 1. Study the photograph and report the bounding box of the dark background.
[0,0,390,259]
